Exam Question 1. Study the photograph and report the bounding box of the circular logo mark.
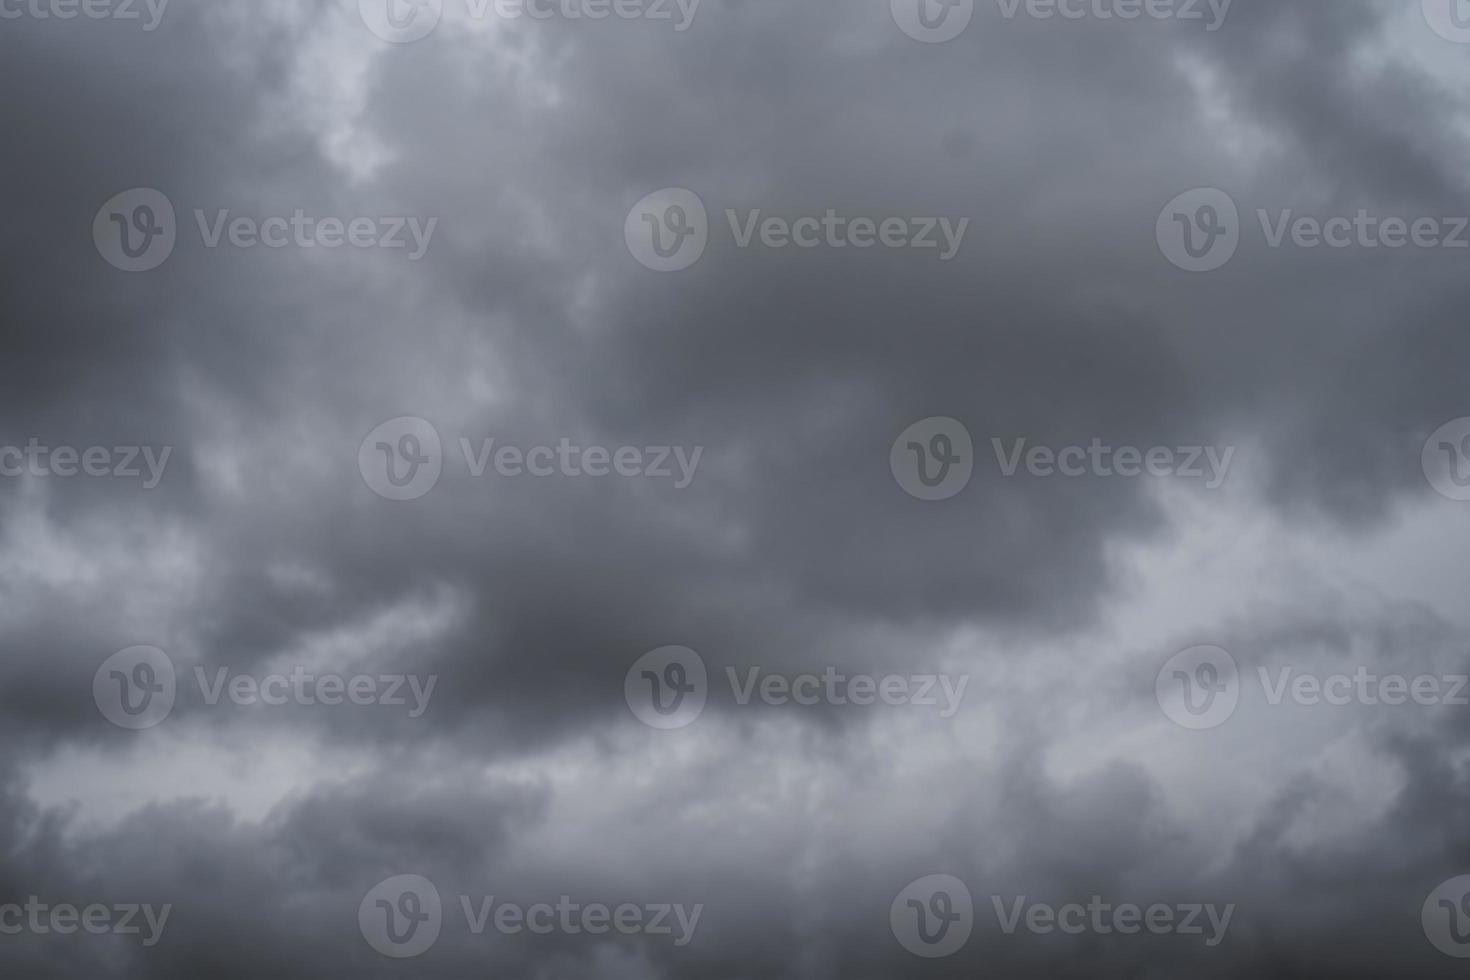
[624,188,708,272]
[890,874,973,958]
[1156,188,1239,273]
[624,646,708,730]
[359,417,443,501]
[1156,645,1238,730]
[1424,875,1470,957]
[891,417,974,501]
[1423,418,1470,501]
[360,0,442,42]
[93,646,177,730]
[891,0,974,42]
[360,874,442,958]
[93,188,176,273]
[1423,0,1470,43]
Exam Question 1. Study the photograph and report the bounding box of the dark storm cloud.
[4,0,1470,977]
[1158,0,1470,521]
[336,0,1216,639]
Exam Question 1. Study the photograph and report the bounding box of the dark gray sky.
[4,0,1470,976]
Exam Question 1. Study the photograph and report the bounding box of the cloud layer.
[4,0,1470,976]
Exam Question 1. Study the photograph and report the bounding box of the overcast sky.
[5,0,1470,976]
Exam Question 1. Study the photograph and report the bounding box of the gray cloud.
[3,0,1470,976]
